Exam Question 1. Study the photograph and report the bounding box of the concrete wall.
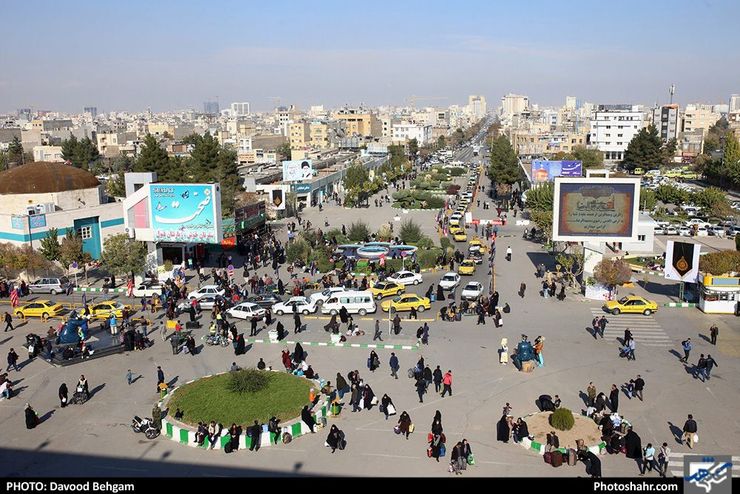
[0,187,104,215]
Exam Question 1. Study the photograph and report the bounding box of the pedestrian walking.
[694,354,707,381]
[441,370,453,397]
[519,283,526,298]
[433,366,443,393]
[640,443,658,475]
[389,352,399,379]
[627,338,636,361]
[682,414,698,449]
[294,312,302,334]
[415,377,426,403]
[587,382,597,406]
[156,366,165,392]
[250,316,258,337]
[6,348,19,372]
[680,338,692,363]
[160,322,167,342]
[609,384,619,413]
[634,375,645,401]
[126,369,134,386]
[658,443,671,477]
[373,320,383,341]
[58,383,68,408]
[704,354,718,380]
[409,306,418,320]
[709,324,718,345]
[598,316,608,338]
[4,312,13,332]
[505,246,512,262]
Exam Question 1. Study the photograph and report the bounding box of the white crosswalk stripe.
[668,451,740,478]
[589,308,672,347]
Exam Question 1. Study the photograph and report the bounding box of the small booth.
[698,274,740,315]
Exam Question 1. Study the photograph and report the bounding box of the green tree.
[39,227,62,262]
[530,210,553,240]
[655,184,690,205]
[134,134,174,180]
[524,182,554,212]
[488,135,522,186]
[343,163,369,191]
[61,135,79,164]
[60,135,100,169]
[347,221,371,242]
[723,131,740,188]
[101,234,147,277]
[187,132,221,181]
[7,136,23,164]
[407,138,419,161]
[436,135,446,149]
[699,251,740,275]
[692,187,732,217]
[662,137,678,165]
[622,125,663,171]
[214,146,242,216]
[593,258,632,289]
[572,146,603,169]
[399,219,424,245]
[277,142,291,160]
[106,173,126,197]
[640,188,657,210]
[0,151,8,170]
[703,118,728,153]
[59,230,92,270]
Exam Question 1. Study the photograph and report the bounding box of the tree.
[101,234,147,277]
[593,258,632,288]
[655,184,690,205]
[214,146,242,216]
[39,227,62,262]
[662,138,678,165]
[277,142,291,160]
[436,135,447,149]
[399,219,424,245]
[0,151,8,170]
[723,131,740,187]
[344,163,369,191]
[61,135,79,164]
[553,146,603,171]
[703,118,728,154]
[59,230,91,270]
[639,188,657,211]
[407,138,419,161]
[60,135,100,169]
[488,135,522,190]
[7,136,23,165]
[133,134,174,180]
[106,173,126,197]
[524,182,554,212]
[555,250,585,289]
[699,251,740,275]
[622,125,663,172]
[530,210,553,241]
[347,221,371,242]
[692,187,732,217]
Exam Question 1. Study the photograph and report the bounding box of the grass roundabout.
[168,370,314,427]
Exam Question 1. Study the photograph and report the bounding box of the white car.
[438,272,461,291]
[678,227,692,236]
[226,302,267,320]
[461,281,484,300]
[309,286,349,306]
[449,213,463,226]
[272,296,318,316]
[387,270,423,286]
[664,226,679,235]
[187,285,225,300]
[132,280,164,298]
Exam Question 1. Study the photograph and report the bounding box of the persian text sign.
[149,183,223,244]
[553,178,640,242]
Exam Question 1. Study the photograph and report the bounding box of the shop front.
[698,274,740,315]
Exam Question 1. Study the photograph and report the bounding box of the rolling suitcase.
[568,448,577,466]
[551,451,563,467]
[544,451,552,464]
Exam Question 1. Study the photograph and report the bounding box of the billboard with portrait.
[531,160,583,182]
[553,178,640,242]
[282,160,314,182]
[148,183,223,243]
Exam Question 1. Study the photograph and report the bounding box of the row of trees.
[621,125,677,172]
[61,135,101,170]
[488,135,525,198]
[0,136,32,170]
[342,145,410,206]
[695,119,740,190]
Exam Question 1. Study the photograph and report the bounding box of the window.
[77,226,92,240]
[618,134,623,137]
[638,235,646,241]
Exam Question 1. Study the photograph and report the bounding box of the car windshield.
[618,297,630,304]
[442,275,455,281]
[465,284,478,290]
[391,296,401,303]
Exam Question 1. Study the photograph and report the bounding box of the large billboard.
[531,160,583,182]
[149,183,223,243]
[261,185,288,210]
[553,178,640,242]
[664,241,701,282]
[282,160,314,182]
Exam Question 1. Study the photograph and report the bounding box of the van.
[321,291,376,316]
[28,277,70,295]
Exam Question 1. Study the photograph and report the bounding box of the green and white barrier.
[74,287,127,294]
[159,372,337,451]
[663,302,696,308]
[517,413,606,456]
[244,338,418,351]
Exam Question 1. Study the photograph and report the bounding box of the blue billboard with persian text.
[148,183,223,243]
[531,160,583,182]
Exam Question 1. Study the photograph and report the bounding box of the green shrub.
[418,248,442,269]
[325,228,348,245]
[348,221,371,242]
[309,250,335,273]
[228,369,270,394]
[440,237,452,252]
[549,408,575,431]
[376,224,393,241]
[449,167,465,176]
[286,237,311,263]
[415,235,435,249]
[400,219,424,244]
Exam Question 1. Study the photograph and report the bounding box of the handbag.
[693,433,699,444]
[386,403,397,416]
[394,425,401,435]
[370,396,379,406]
[467,453,475,465]
[409,423,415,433]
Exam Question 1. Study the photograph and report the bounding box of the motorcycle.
[131,416,160,439]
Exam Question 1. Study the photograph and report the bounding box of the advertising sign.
[293,183,312,194]
[149,183,222,243]
[262,185,287,210]
[10,215,24,230]
[531,160,583,182]
[664,241,701,282]
[282,160,314,182]
[553,178,640,242]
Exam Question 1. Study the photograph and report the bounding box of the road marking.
[590,308,672,347]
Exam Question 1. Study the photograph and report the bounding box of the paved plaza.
[1,156,738,478]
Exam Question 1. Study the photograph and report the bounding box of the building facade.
[652,104,679,142]
[589,105,646,162]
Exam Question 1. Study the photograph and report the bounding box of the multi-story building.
[391,122,432,145]
[289,121,310,149]
[589,104,646,162]
[276,105,299,136]
[203,101,220,115]
[468,95,487,120]
[32,145,64,162]
[83,107,98,118]
[332,108,382,138]
[729,94,740,113]
[682,104,721,136]
[652,104,680,142]
[230,102,250,116]
[500,93,529,119]
[309,122,330,149]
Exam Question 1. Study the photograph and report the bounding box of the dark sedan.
[245,294,283,309]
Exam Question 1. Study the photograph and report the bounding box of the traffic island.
[516,411,605,456]
[159,370,336,451]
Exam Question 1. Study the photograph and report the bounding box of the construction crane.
[408,95,448,108]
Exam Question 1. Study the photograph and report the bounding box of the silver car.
[28,277,70,295]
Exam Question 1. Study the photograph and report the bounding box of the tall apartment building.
[391,122,432,145]
[289,121,310,149]
[332,108,381,138]
[468,95,487,120]
[682,104,721,136]
[83,107,98,118]
[309,122,330,149]
[589,105,646,162]
[729,94,740,113]
[203,101,220,115]
[565,96,578,111]
[230,102,250,116]
[276,105,299,136]
[652,104,680,142]
[500,93,529,118]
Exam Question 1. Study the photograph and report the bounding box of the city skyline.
[2,0,739,113]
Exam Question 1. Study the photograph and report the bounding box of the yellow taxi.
[603,295,658,316]
[370,281,405,300]
[468,238,488,254]
[458,259,476,275]
[450,227,467,242]
[90,300,132,320]
[381,293,431,313]
[15,300,64,319]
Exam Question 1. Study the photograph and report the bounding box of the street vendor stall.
[698,274,740,315]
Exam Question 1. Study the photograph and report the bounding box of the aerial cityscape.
[1,0,739,487]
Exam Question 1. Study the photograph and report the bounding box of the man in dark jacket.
[609,384,619,413]
[634,375,645,401]
[6,348,19,372]
[432,366,443,393]
[248,420,262,451]
[389,353,399,379]
[156,366,165,392]
[682,414,698,449]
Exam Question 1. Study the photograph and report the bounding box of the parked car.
[386,270,423,286]
[461,281,484,300]
[187,285,225,300]
[15,300,64,319]
[678,227,692,236]
[28,277,70,295]
[272,296,318,316]
[133,280,164,298]
[664,226,679,235]
[380,294,431,313]
[226,302,267,320]
[309,286,350,306]
[245,294,283,309]
[708,226,725,237]
[438,272,461,291]
[603,295,658,316]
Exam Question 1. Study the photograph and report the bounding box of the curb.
[159,371,337,451]
[516,412,606,457]
[244,338,419,351]
[74,287,128,294]
[663,302,697,308]
[628,265,663,276]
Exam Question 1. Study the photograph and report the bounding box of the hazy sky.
[2,0,739,114]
